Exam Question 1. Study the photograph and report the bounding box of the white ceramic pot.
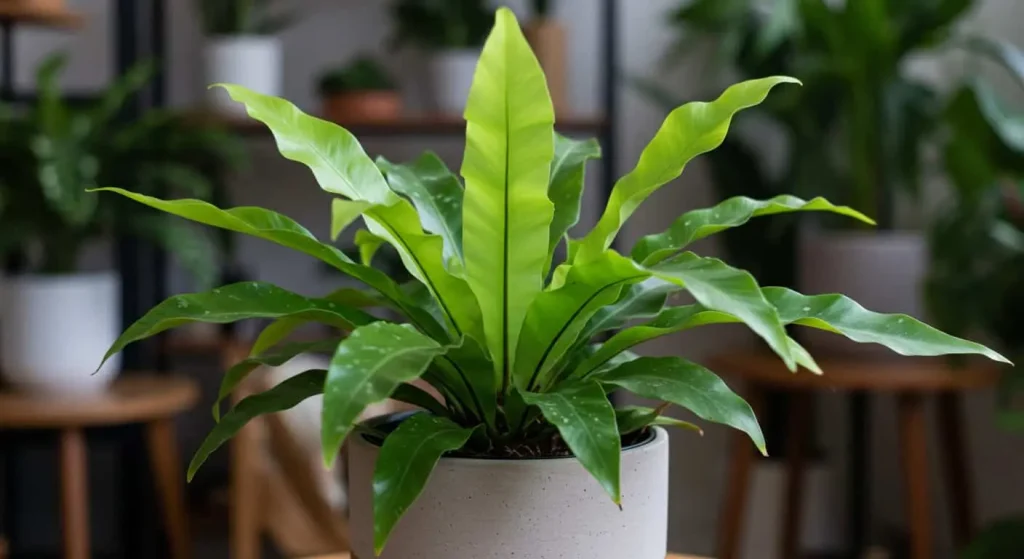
[205,35,283,117]
[430,49,480,115]
[349,422,669,559]
[797,230,926,356]
[0,272,121,395]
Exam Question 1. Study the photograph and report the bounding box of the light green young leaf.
[215,84,397,205]
[651,252,795,370]
[321,323,447,466]
[372,415,477,554]
[615,405,703,436]
[515,251,649,392]
[378,153,464,267]
[93,189,447,340]
[213,339,341,421]
[522,382,621,503]
[548,134,602,266]
[354,229,385,266]
[330,199,371,241]
[632,195,875,265]
[250,317,307,357]
[598,357,766,454]
[572,76,800,263]
[99,282,374,369]
[461,7,556,378]
[764,287,1011,363]
[189,369,326,480]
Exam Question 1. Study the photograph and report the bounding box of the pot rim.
[354,411,667,464]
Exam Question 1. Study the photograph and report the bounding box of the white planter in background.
[1,272,121,395]
[349,422,669,559]
[430,49,480,115]
[205,36,282,117]
[798,230,926,356]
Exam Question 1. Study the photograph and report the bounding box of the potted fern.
[94,8,1008,558]
[317,56,402,124]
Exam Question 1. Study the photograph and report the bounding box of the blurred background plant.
[0,53,244,286]
[195,0,295,36]
[317,56,397,96]
[390,0,493,50]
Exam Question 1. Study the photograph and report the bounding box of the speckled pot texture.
[348,423,669,559]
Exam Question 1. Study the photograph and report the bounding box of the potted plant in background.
[197,0,293,118]
[664,0,977,346]
[317,56,402,124]
[0,54,241,395]
[95,8,1007,558]
[524,0,568,114]
[391,0,491,114]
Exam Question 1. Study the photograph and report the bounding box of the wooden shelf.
[0,3,84,27]
[202,112,608,137]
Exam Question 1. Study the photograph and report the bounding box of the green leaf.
[92,189,447,340]
[214,84,397,205]
[372,414,477,554]
[764,287,1011,363]
[615,405,702,436]
[99,282,374,369]
[521,382,621,503]
[441,336,497,429]
[378,153,464,268]
[548,134,602,265]
[577,278,676,341]
[961,515,1024,559]
[189,369,326,480]
[461,7,557,379]
[514,251,649,392]
[250,317,306,357]
[354,229,386,266]
[321,323,447,466]
[330,199,372,241]
[598,357,766,454]
[390,383,448,417]
[214,339,340,421]
[572,76,800,264]
[632,195,875,265]
[651,252,795,370]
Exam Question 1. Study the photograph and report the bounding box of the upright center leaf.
[461,7,556,390]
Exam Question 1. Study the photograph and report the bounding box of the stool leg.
[897,393,932,559]
[937,392,975,549]
[718,384,763,559]
[780,392,812,559]
[231,414,263,559]
[146,419,192,559]
[59,428,89,559]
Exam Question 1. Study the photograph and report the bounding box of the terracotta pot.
[349,419,669,559]
[525,18,568,115]
[321,90,402,124]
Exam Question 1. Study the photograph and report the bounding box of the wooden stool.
[710,352,1002,559]
[0,375,199,559]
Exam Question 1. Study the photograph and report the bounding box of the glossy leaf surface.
[615,405,702,436]
[547,134,601,264]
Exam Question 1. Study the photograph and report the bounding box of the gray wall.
[5,0,1024,556]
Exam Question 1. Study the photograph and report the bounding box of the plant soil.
[453,428,653,460]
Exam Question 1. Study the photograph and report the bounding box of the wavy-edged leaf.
[100,282,373,369]
[372,414,477,554]
[598,356,766,454]
[214,339,340,420]
[632,195,875,265]
[330,199,371,241]
[521,382,621,503]
[189,369,326,480]
[354,229,385,266]
[577,277,676,341]
[364,200,482,341]
[515,251,649,392]
[461,7,556,378]
[572,76,800,263]
[548,134,601,265]
[615,405,702,436]
[321,323,446,466]
[378,153,464,267]
[250,317,306,356]
[652,252,795,370]
[215,84,396,205]
[764,287,1011,363]
[391,383,448,417]
[93,189,447,340]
